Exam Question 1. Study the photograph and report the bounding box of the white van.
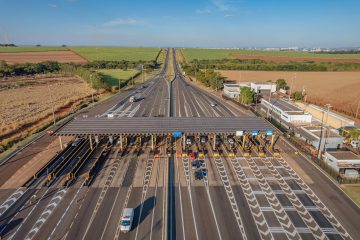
[120,208,134,233]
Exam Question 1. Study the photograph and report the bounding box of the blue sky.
[0,0,359,48]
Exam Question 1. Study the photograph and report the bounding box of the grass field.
[0,46,67,53]
[182,48,360,61]
[97,69,140,86]
[342,184,360,207]
[70,47,160,61]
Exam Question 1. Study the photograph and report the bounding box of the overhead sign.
[265,130,273,136]
[172,131,183,138]
[236,130,244,136]
[251,130,259,136]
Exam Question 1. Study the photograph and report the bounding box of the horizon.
[1,0,360,48]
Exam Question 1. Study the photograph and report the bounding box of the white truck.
[129,94,142,103]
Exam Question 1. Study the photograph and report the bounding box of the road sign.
[236,130,244,136]
[251,130,259,136]
[265,130,273,136]
[172,131,182,138]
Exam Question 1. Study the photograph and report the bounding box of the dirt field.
[0,50,88,64]
[0,74,94,145]
[219,70,360,118]
[230,53,360,63]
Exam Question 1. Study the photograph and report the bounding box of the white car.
[186,138,192,145]
[210,102,217,107]
[120,208,134,233]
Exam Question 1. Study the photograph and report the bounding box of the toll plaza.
[55,117,279,156]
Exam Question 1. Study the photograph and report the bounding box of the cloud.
[48,4,58,8]
[212,0,230,12]
[196,7,212,14]
[224,14,232,17]
[103,18,139,27]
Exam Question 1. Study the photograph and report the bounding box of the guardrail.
[46,139,87,186]
[64,140,99,187]
[84,142,112,186]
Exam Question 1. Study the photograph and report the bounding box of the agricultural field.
[0,51,88,64]
[182,48,360,62]
[0,46,67,52]
[69,46,160,61]
[218,70,360,117]
[0,74,94,149]
[97,69,139,86]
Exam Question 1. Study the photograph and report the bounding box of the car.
[210,102,217,107]
[200,136,207,143]
[186,138,192,145]
[120,208,134,233]
[192,160,201,169]
[200,168,208,177]
[189,152,196,160]
[194,171,203,180]
[199,159,205,167]
[227,137,234,145]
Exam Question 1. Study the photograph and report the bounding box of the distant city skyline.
[1,0,359,48]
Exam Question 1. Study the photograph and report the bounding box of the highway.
[0,48,359,240]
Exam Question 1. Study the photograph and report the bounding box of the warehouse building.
[297,125,343,152]
[323,151,360,178]
[260,98,312,124]
[223,82,276,98]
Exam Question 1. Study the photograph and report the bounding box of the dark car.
[194,171,203,180]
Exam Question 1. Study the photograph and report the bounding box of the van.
[350,140,359,148]
[120,208,134,233]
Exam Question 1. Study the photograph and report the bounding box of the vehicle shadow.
[132,196,156,229]
[0,217,23,237]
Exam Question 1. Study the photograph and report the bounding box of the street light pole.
[90,74,95,105]
[47,85,56,126]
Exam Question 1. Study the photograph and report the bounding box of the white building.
[298,125,343,151]
[323,151,360,178]
[260,98,312,124]
[223,82,276,98]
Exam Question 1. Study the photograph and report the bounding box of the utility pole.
[47,85,56,126]
[356,99,360,119]
[318,104,331,158]
[90,74,95,105]
[289,72,296,101]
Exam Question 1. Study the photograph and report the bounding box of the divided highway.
[0,48,358,240]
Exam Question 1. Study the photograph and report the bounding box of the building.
[297,125,343,152]
[260,98,312,124]
[223,82,276,98]
[323,151,360,178]
[223,83,249,98]
[250,82,276,94]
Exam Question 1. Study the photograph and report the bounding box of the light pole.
[90,74,95,105]
[318,104,332,158]
[47,85,56,126]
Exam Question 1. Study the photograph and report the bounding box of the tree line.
[184,59,360,71]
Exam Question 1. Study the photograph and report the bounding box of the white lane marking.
[24,188,68,240]
[48,186,89,240]
[0,188,27,218]
[7,188,51,240]
[181,157,199,240]
[127,104,141,118]
[99,154,133,240]
[149,156,161,240]
[174,154,186,240]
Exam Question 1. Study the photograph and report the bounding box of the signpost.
[251,130,259,136]
[172,131,182,138]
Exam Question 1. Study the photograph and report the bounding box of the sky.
[0,0,359,48]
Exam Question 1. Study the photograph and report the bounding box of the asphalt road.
[0,48,359,240]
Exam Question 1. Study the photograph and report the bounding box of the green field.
[70,47,160,61]
[0,46,67,52]
[182,48,360,61]
[97,69,139,86]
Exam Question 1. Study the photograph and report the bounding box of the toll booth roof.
[55,117,274,136]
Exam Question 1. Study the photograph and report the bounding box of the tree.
[240,87,255,105]
[291,91,303,100]
[276,78,288,90]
